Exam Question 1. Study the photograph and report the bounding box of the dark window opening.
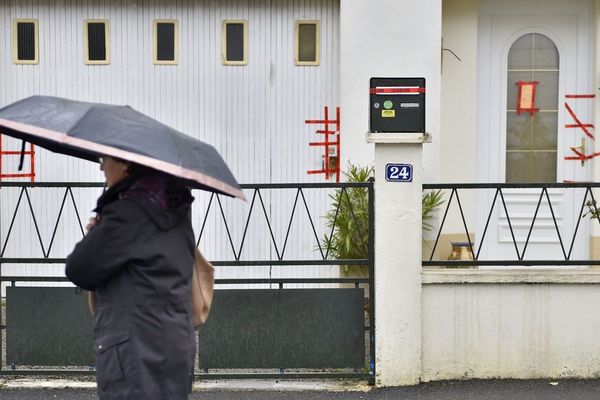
[17,22,36,61]
[156,23,175,61]
[225,23,245,62]
[298,23,317,63]
[87,22,107,61]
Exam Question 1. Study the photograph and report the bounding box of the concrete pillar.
[340,0,441,387]
[368,133,425,386]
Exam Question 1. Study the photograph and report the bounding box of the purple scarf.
[121,173,194,210]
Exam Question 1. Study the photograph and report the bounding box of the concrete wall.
[422,270,600,381]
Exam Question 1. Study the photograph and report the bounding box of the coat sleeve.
[65,202,139,290]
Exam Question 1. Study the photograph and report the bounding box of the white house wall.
[435,0,478,253]
[0,0,341,286]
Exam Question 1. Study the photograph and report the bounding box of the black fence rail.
[0,181,375,382]
[423,182,600,267]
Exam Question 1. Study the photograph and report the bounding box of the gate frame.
[0,181,375,383]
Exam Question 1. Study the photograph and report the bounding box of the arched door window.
[506,33,559,183]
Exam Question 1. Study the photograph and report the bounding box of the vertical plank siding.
[0,0,340,286]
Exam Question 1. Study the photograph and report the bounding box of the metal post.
[368,177,375,384]
[0,183,3,372]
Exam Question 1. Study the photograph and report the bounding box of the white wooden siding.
[0,0,341,287]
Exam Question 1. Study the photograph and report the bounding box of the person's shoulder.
[101,197,147,220]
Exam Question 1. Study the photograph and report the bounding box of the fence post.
[367,133,427,386]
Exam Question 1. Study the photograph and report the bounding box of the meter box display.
[369,77,425,133]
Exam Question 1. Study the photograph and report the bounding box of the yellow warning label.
[382,110,395,118]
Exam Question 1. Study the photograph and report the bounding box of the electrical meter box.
[369,77,425,133]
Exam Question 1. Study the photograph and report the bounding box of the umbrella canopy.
[0,96,245,200]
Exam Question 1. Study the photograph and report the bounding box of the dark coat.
[66,176,196,400]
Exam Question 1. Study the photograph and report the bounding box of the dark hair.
[125,162,151,176]
[101,155,154,177]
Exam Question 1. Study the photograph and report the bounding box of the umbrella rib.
[0,98,245,199]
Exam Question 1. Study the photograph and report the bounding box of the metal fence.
[0,181,375,381]
[423,182,600,267]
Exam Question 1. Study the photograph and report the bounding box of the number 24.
[389,166,410,180]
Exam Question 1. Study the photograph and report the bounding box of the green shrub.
[322,163,444,274]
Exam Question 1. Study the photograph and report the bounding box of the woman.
[66,156,196,400]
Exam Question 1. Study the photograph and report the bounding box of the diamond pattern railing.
[423,182,600,267]
[0,180,375,380]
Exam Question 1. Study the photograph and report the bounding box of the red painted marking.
[30,142,35,182]
[564,102,595,139]
[305,106,341,182]
[564,146,600,161]
[0,133,36,182]
[1,151,35,155]
[369,87,425,94]
[310,140,339,146]
[566,94,596,99]
[566,124,594,129]
[516,81,540,116]
[0,173,35,178]
[304,119,339,125]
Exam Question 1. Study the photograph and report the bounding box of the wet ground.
[2,379,600,399]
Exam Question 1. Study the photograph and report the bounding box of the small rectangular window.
[153,20,179,65]
[84,20,110,64]
[12,19,39,64]
[295,21,320,66]
[222,20,248,65]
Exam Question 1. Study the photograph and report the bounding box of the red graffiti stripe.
[566,124,594,128]
[564,102,595,139]
[564,147,600,161]
[566,94,596,99]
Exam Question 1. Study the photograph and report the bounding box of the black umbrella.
[0,95,245,200]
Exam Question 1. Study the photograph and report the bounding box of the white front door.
[476,0,593,263]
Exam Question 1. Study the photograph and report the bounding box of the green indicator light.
[383,100,393,110]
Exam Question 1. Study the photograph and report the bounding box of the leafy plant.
[322,164,373,275]
[583,199,600,221]
[322,163,445,275]
[422,189,445,232]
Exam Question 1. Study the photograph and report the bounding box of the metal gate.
[0,181,374,381]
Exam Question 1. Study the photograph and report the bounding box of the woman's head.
[99,156,131,186]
